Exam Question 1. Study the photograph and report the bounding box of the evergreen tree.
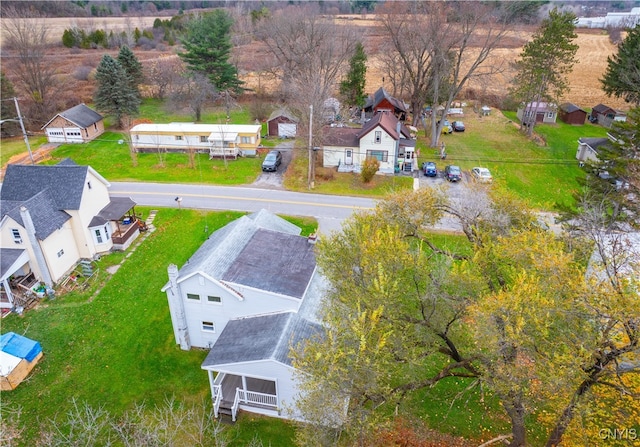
[0,72,19,136]
[509,8,578,136]
[601,24,640,106]
[117,45,144,95]
[94,54,140,128]
[178,10,243,93]
[339,41,367,107]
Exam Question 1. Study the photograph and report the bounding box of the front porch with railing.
[210,373,279,422]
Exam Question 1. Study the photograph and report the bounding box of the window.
[547,111,554,118]
[94,229,103,244]
[57,249,64,258]
[202,321,215,332]
[241,136,253,144]
[374,131,381,143]
[104,225,111,241]
[175,135,183,141]
[207,295,222,304]
[11,228,22,244]
[186,293,200,301]
[200,136,207,143]
[366,150,388,162]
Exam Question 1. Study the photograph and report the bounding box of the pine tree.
[94,54,140,128]
[178,10,243,93]
[601,24,640,106]
[0,72,18,136]
[509,8,578,136]
[117,45,144,95]
[339,42,367,107]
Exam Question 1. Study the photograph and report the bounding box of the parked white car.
[471,167,493,183]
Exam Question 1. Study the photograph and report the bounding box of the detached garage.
[267,109,299,138]
[42,103,104,144]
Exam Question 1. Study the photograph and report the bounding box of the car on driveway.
[422,161,438,177]
[471,167,493,183]
[262,150,282,172]
[452,121,465,132]
[444,165,462,182]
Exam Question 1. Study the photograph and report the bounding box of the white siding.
[175,273,302,348]
[359,127,397,174]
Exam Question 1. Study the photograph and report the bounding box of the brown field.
[0,14,629,111]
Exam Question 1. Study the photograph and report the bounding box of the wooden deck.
[218,374,278,415]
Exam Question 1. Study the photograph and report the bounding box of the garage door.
[278,123,297,138]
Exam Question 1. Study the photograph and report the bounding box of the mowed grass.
[419,110,603,210]
[49,131,263,184]
[0,209,298,446]
[0,135,48,167]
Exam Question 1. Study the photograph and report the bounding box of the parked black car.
[452,121,465,132]
[262,150,282,172]
[422,161,437,177]
[444,165,462,182]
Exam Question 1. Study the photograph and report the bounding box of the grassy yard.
[0,135,48,167]
[419,110,608,210]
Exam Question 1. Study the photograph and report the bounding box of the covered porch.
[208,371,279,422]
[0,249,44,316]
[91,197,145,251]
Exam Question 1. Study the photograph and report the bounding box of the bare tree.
[145,56,185,100]
[170,72,218,122]
[254,5,358,140]
[2,7,59,126]
[380,1,510,146]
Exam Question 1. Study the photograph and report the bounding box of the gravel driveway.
[250,141,294,189]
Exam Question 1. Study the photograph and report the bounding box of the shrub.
[360,157,379,183]
[74,66,93,81]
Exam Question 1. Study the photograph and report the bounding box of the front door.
[345,149,353,165]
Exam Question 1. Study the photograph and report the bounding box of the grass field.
[418,109,609,209]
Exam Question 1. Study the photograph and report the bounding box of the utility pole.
[308,105,313,190]
[13,97,34,165]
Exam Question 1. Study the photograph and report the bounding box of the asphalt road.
[109,182,377,236]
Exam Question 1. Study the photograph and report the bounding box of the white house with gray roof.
[0,160,139,313]
[162,210,329,421]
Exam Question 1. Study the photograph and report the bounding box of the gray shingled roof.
[222,228,316,299]
[201,311,324,368]
[1,163,89,210]
[173,210,309,297]
[1,248,27,279]
[560,103,585,114]
[1,190,71,240]
[579,137,610,150]
[42,104,103,130]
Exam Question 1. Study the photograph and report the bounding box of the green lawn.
[1,209,310,446]
[419,110,602,210]
[0,135,48,167]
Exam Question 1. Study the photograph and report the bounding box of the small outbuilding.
[590,104,627,128]
[0,332,43,390]
[559,103,587,125]
[517,102,557,124]
[42,104,104,144]
[267,109,299,138]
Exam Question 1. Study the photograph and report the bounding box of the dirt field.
[0,14,629,111]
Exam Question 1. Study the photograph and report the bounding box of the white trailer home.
[129,123,262,158]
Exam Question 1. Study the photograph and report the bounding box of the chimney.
[167,264,191,350]
[20,206,53,287]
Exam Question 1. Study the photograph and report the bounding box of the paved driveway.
[250,141,294,190]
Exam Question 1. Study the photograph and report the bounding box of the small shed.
[0,332,43,390]
[267,109,299,138]
[590,104,627,128]
[559,103,587,125]
[42,104,104,144]
[517,102,557,124]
